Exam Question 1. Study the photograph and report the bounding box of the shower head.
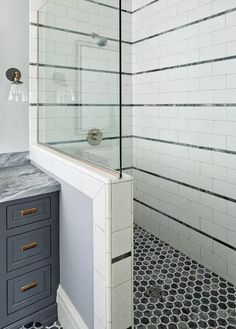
[91,32,108,47]
[97,37,108,47]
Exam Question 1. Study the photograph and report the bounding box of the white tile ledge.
[30,144,131,185]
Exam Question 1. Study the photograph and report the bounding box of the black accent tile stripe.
[112,251,132,264]
[36,0,159,16]
[32,55,236,78]
[131,103,236,107]
[134,198,236,252]
[133,55,236,75]
[133,135,236,156]
[30,62,132,76]
[82,0,132,13]
[132,0,160,13]
[133,167,236,203]
[46,135,236,155]
[31,55,236,76]
[50,139,86,145]
[32,5,236,44]
[30,103,236,107]
[115,166,133,172]
[78,0,158,15]
[30,103,123,107]
[31,22,132,45]
[122,166,133,171]
[133,7,236,44]
[48,135,132,145]
[30,55,236,77]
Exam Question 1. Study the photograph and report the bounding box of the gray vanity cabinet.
[0,192,59,329]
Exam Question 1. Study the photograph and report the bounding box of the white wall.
[131,0,236,285]
[0,0,29,153]
[59,180,94,328]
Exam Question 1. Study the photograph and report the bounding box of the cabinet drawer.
[7,265,51,314]
[7,227,51,271]
[7,198,51,229]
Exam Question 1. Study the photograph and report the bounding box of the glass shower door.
[37,0,122,176]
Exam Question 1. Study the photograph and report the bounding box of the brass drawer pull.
[21,241,38,252]
[20,207,38,217]
[20,281,38,292]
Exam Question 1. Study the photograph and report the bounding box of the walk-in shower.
[35,0,236,328]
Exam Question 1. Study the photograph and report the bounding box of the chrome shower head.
[91,32,108,47]
[97,37,108,47]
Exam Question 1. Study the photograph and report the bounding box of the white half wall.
[30,144,133,329]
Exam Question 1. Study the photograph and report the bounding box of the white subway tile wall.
[131,0,236,285]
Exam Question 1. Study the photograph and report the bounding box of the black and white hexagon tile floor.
[20,224,236,329]
[46,324,62,329]
[20,322,62,329]
[134,224,236,329]
[45,323,62,329]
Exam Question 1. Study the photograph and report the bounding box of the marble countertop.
[0,159,60,203]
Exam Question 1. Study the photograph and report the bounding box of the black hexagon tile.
[20,322,62,329]
[45,322,62,329]
[133,224,236,329]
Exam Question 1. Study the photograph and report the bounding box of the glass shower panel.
[37,0,122,174]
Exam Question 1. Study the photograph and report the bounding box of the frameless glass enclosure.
[37,0,122,176]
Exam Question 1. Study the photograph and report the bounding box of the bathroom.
[0,0,235,328]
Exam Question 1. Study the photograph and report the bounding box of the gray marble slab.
[0,151,30,169]
[0,163,60,203]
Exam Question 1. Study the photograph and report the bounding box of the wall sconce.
[6,68,28,102]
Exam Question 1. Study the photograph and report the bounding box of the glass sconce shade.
[6,68,28,103]
[8,82,28,102]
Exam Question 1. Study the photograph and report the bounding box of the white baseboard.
[57,285,89,329]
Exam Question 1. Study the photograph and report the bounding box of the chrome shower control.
[87,129,103,146]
